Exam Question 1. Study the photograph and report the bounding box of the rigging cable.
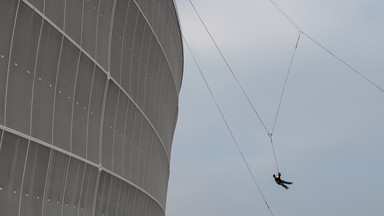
[269,33,301,173]
[183,36,275,216]
[188,0,269,135]
[188,0,303,173]
[269,133,279,173]
[272,33,301,135]
[267,0,384,93]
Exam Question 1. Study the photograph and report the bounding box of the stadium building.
[0,0,183,215]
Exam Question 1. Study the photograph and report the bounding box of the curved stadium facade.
[0,0,183,215]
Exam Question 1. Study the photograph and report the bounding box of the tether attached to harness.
[268,133,279,173]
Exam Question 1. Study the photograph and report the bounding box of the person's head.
[274,174,279,178]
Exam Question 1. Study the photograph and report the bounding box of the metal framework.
[0,0,183,215]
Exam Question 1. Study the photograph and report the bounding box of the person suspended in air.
[273,172,293,189]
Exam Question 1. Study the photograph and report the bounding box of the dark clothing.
[273,172,292,189]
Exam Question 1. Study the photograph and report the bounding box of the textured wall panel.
[62,158,85,216]
[6,3,42,135]
[82,0,99,58]
[0,0,18,125]
[20,141,50,216]
[28,0,44,12]
[53,38,80,151]
[31,21,62,143]
[43,150,69,215]
[87,67,107,163]
[78,165,98,216]
[96,0,115,69]
[45,0,65,29]
[65,0,83,44]
[72,54,94,158]
[0,132,28,216]
[113,92,128,175]
[122,101,135,179]
[121,3,139,93]
[1,0,183,215]
[110,0,132,83]
[102,82,119,170]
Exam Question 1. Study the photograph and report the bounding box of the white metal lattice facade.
[0,0,183,215]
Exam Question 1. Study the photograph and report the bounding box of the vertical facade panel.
[146,45,159,121]
[122,185,132,215]
[116,182,129,215]
[53,38,80,151]
[120,4,138,92]
[95,171,111,216]
[121,4,139,92]
[1,0,184,214]
[72,54,94,158]
[28,0,44,12]
[0,132,28,216]
[113,93,128,175]
[102,82,119,170]
[78,165,98,216]
[122,101,135,179]
[110,0,131,83]
[20,141,50,216]
[133,191,142,216]
[137,26,152,108]
[127,188,137,215]
[131,112,143,184]
[6,4,42,135]
[143,39,157,115]
[87,67,106,163]
[65,0,83,44]
[32,22,62,143]
[82,0,99,58]
[129,16,146,101]
[43,150,69,216]
[62,158,85,216]
[45,0,65,29]
[96,0,114,69]
[0,0,18,124]
[106,177,121,215]
[140,123,147,187]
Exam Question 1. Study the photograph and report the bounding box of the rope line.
[188,0,303,173]
[271,33,301,135]
[267,0,384,94]
[188,0,270,134]
[269,33,302,173]
[187,0,298,175]
[183,35,275,216]
[269,134,279,173]
[268,0,301,31]
[302,32,384,93]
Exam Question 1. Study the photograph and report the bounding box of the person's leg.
[281,180,293,184]
[281,184,289,189]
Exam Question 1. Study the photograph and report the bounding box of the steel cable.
[267,0,384,93]
[188,0,270,135]
[183,35,275,216]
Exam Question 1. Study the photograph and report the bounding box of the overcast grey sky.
[167,0,384,215]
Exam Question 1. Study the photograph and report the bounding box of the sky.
[166,0,384,216]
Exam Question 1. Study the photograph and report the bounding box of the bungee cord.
[187,0,384,175]
[301,32,384,93]
[188,0,270,135]
[269,133,279,173]
[171,0,382,214]
[271,33,301,135]
[188,0,301,173]
[267,0,384,94]
[268,33,301,173]
[183,35,275,216]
